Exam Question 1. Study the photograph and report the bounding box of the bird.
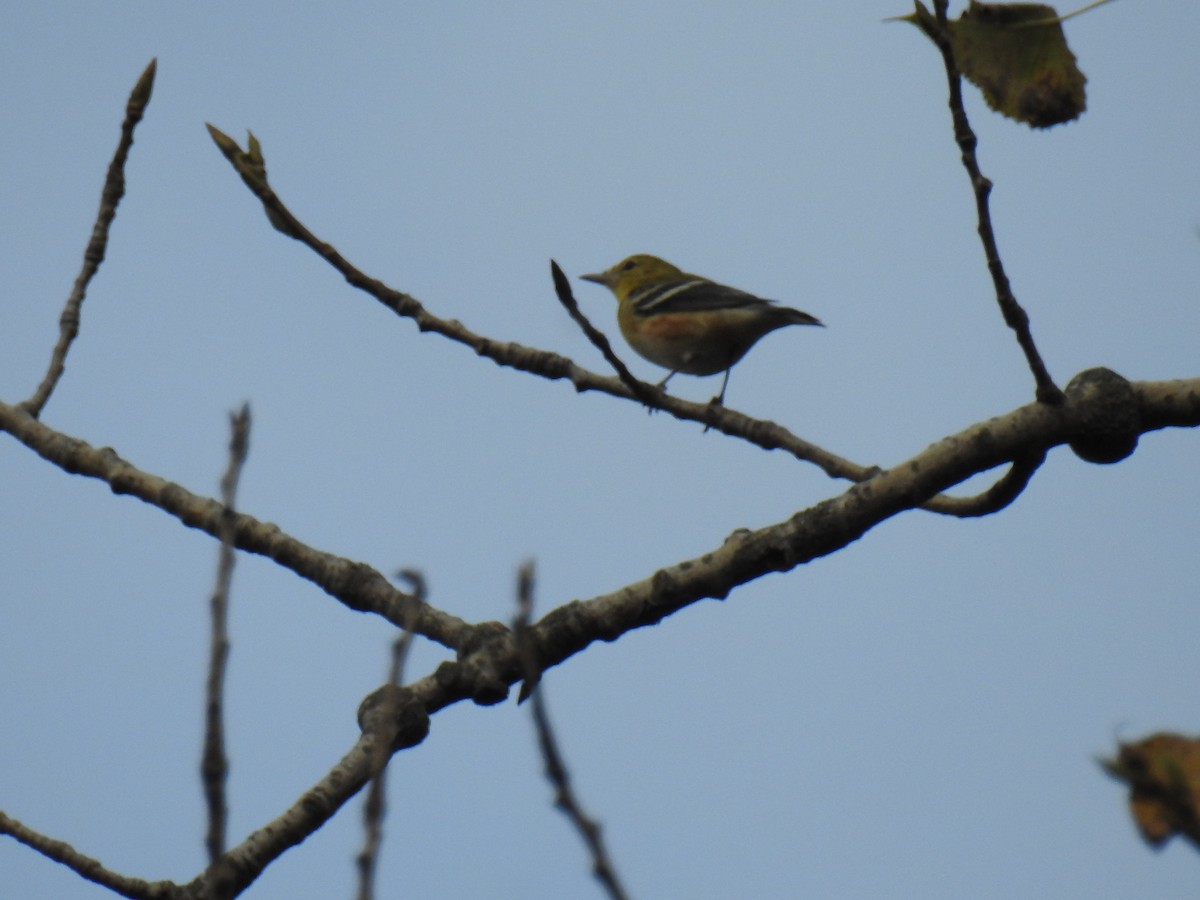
[580,254,822,405]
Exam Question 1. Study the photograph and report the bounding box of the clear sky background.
[3,3,1199,898]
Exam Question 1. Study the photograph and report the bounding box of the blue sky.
[3,3,1199,898]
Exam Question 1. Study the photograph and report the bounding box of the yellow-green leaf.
[895,1,1088,129]
[952,2,1086,127]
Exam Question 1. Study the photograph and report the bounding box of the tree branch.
[203,126,1056,516]
[925,2,1063,404]
[920,450,1045,517]
[21,59,157,419]
[355,569,424,900]
[202,405,251,874]
[548,260,662,408]
[520,374,1199,671]
[203,126,881,480]
[192,690,429,898]
[515,562,630,900]
[0,399,469,651]
[0,809,180,900]
[6,369,1194,897]
[362,374,1200,735]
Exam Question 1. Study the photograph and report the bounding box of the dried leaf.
[1102,733,1200,850]
[895,1,1088,128]
[952,2,1086,127]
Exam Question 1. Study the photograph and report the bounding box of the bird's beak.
[580,270,610,286]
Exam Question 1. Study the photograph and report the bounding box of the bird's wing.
[631,280,773,316]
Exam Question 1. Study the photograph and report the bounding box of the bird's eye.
[621,259,637,271]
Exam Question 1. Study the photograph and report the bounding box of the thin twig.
[202,404,251,873]
[1025,0,1118,26]
[513,560,542,704]
[514,562,631,900]
[355,569,425,900]
[21,59,157,419]
[387,569,424,686]
[928,1,1063,405]
[920,451,1045,516]
[549,260,661,407]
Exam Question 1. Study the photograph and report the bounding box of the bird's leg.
[700,370,731,432]
[708,369,731,407]
[639,371,676,415]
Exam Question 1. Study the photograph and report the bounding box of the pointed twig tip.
[129,58,158,109]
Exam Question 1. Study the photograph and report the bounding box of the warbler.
[581,254,822,404]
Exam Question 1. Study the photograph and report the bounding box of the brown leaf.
[1102,733,1200,850]
[950,2,1087,128]
[896,1,1088,128]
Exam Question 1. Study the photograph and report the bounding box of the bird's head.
[581,254,685,300]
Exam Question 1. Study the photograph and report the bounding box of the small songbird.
[581,254,822,405]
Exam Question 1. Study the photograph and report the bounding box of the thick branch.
[299,379,1198,872]
[0,400,469,651]
[379,372,1200,724]
[188,688,431,898]
[522,374,1200,670]
[0,810,179,900]
[8,373,1195,895]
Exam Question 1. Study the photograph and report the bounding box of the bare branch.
[0,809,180,900]
[355,569,425,900]
[528,691,629,900]
[355,738,389,900]
[388,569,425,685]
[204,126,873,479]
[920,451,1045,517]
[202,405,252,870]
[204,129,1060,513]
[515,562,630,900]
[513,561,542,704]
[924,3,1063,404]
[21,59,157,419]
[3,368,1196,891]
[191,689,430,899]
[518,373,1199,673]
[4,370,1197,705]
[1137,377,1200,430]
[53,369,1180,899]
[549,260,661,407]
[0,399,469,650]
[5,371,1195,688]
